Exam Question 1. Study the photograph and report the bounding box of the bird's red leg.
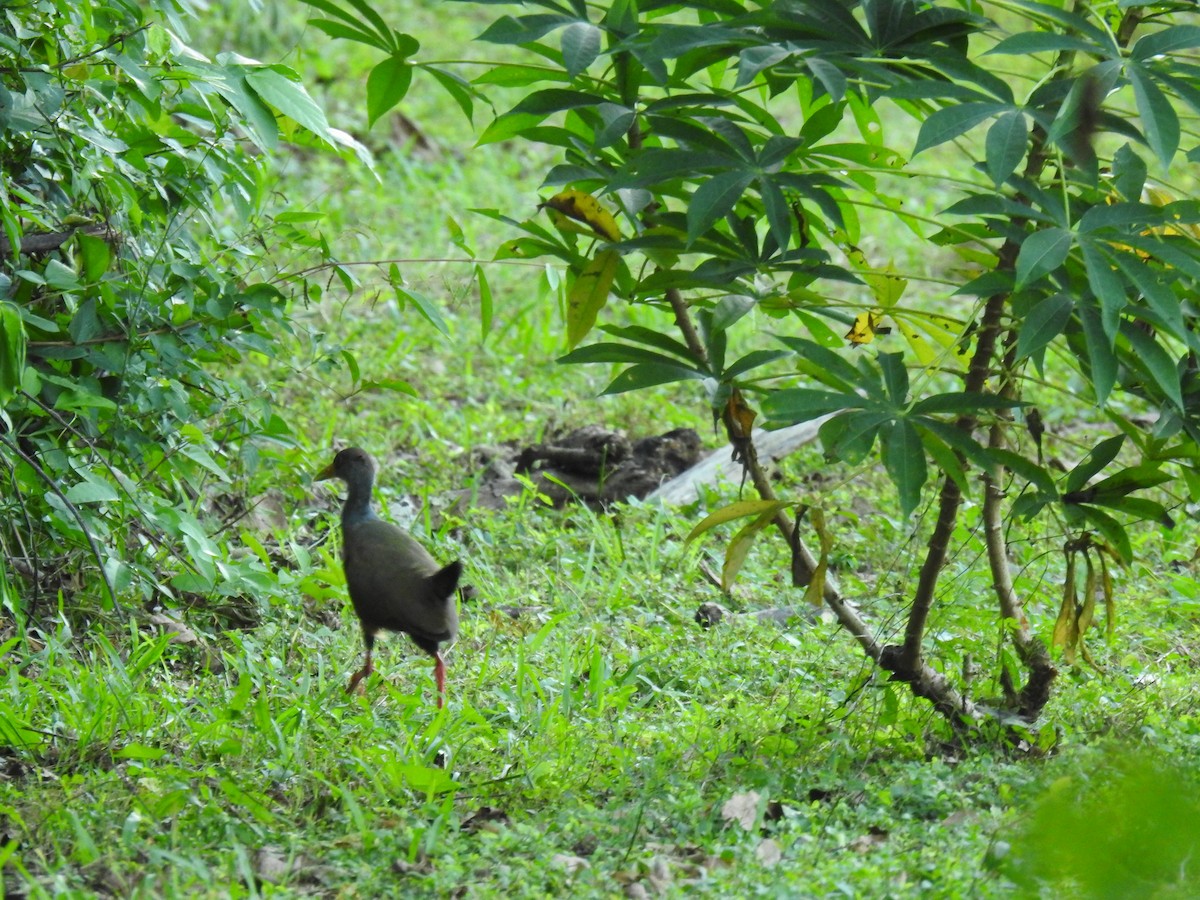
[434,653,446,709]
[347,647,373,694]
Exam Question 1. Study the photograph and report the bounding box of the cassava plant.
[307,0,1200,735]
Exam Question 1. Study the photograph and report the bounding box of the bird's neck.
[340,475,379,526]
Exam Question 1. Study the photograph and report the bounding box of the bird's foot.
[346,664,372,694]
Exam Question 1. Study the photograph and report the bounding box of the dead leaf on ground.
[721,790,761,831]
[848,826,889,853]
[646,854,671,893]
[551,853,590,875]
[392,855,433,876]
[149,611,198,645]
[756,838,782,867]
[461,805,510,834]
[940,809,977,828]
[255,845,315,884]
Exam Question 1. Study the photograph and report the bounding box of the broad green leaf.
[1079,303,1116,405]
[602,363,707,394]
[566,248,619,348]
[913,102,1009,156]
[473,63,570,88]
[1080,241,1126,339]
[1086,463,1174,499]
[724,349,792,381]
[245,66,332,140]
[477,112,547,145]
[1015,227,1072,289]
[763,388,862,423]
[883,419,926,518]
[477,13,576,44]
[1063,435,1124,495]
[307,18,384,50]
[1076,201,1163,234]
[0,301,27,405]
[300,0,400,50]
[985,448,1057,493]
[911,392,1023,415]
[820,411,890,465]
[1121,234,1200,281]
[687,171,754,245]
[986,32,1101,56]
[920,428,970,495]
[77,233,111,283]
[1128,65,1179,166]
[1109,250,1184,340]
[560,342,691,368]
[1112,143,1147,201]
[561,22,601,78]
[512,89,604,115]
[759,178,792,255]
[1016,293,1073,360]
[1099,496,1173,528]
[392,280,449,335]
[985,110,1028,187]
[65,476,120,504]
[711,295,757,332]
[878,351,908,405]
[600,324,696,361]
[775,336,863,391]
[366,55,413,127]
[427,67,476,121]
[1122,323,1184,411]
[806,57,847,102]
[1131,25,1200,61]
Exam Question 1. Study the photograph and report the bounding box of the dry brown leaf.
[848,826,889,853]
[461,805,510,834]
[646,855,671,894]
[721,791,760,831]
[254,846,295,884]
[551,853,590,875]
[149,611,198,645]
[756,838,782,867]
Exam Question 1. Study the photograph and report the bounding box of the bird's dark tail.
[428,560,462,600]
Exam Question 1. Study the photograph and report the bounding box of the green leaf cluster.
[445,0,1200,545]
[0,1,346,617]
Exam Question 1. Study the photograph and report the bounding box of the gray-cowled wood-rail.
[316,447,461,706]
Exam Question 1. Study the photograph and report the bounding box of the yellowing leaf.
[566,248,619,348]
[723,508,778,589]
[539,189,621,241]
[801,508,834,605]
[894,312,971,371]
[864,262,907,308]
[846,310,884,344]
[725,388,757,440]
[685,499,791,543]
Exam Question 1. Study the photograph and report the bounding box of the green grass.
[5,1,1200,897]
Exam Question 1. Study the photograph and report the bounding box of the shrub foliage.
[307,0,1200,732]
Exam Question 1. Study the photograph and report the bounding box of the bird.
[315,447,462,706]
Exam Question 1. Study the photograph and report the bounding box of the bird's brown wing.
[343,519,458,644]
